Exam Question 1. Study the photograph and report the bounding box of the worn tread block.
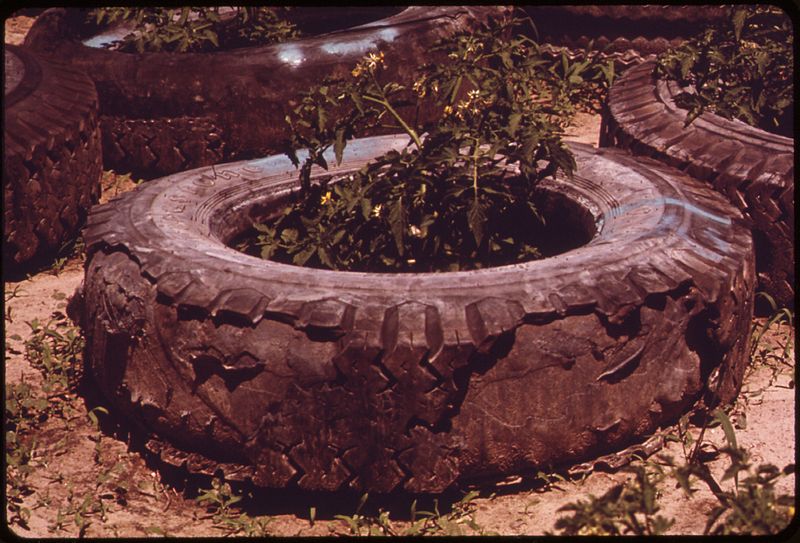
[602,59,794,307]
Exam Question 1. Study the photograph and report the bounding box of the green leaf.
[360,198,372,220]
[601,60,615,85]
[680,53,696,80]
[316,106,327,133]
[333,127,346,166]
[499,50,512,69]
[280,228,298,243]
[204,29,219,48]
[316,246,333,269]
[260,243,276,260]
[285,148,300,168]
[673,467,695,497]
[733,8,747,42]
[388,196,406,257]
[292,246,316,266]
[313,152,329,171]
[507,112,522,136]
[467,198,487,247]
[713,409,738,450]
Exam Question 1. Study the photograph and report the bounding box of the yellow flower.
[413,77,426,97]
[463,40,483,60]
[366,51,385,70]
[352,51,385,78]
[320,191,332,205]
[371,203,383,217]
[443,105,454,116]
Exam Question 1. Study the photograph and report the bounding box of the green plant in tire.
[656,5,793,135]
[248,16,613,273]
[89,7,298,52]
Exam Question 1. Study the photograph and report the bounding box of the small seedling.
[195,477,272,535]
[5,284,25,323]
[552,464,674,536]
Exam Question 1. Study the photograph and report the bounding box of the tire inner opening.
[218,176,598,272]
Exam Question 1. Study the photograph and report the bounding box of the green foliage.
[49,237,84,276]
[49,485,107,536]
[24,312,85,414]
[656,5,793,135]
[659,407,795,536]
[101,170,143,198]
[405,491,498,536]
[196,478,273,536]
[553,464,674,536]
[555,400,794,536]
[5,381,41,529]
[334,491,495,536]
[751,294,794,364]
[4,284,24,324]
[705,462,795,535]
[253,16,613,272]
[48,455,130,538]
[6,312,90,531]
[89,7,298,53]
[534,470,569,493]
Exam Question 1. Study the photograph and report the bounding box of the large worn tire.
[522,5,729,70]
[23,6,509,179]
[3,44,102,272]
[601,60,794,309]
[76,134,754,493]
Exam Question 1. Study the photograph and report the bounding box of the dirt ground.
[4,13,797,538]
[4,14,33,45]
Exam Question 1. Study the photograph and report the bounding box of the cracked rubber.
[23,6,509,179]
[3,44,102,272]
[76,134,754,493]
[601,60,794,308]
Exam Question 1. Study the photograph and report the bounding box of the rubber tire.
[23,6,510,179]
[74,133,754,493]
[522,5,729,70]
[601,60,794,309]
[3,44,102,272]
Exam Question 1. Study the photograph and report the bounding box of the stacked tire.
[23,6,510,179]
[602,60,794,309]
[522,5,729,71]
[4,44,102,273]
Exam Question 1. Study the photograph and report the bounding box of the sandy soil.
[4,14,796,539]
[4,15,34,45]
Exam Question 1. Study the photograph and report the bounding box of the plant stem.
[362,95,422,150]
[450,75,463,105]
[471,138,480,201]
